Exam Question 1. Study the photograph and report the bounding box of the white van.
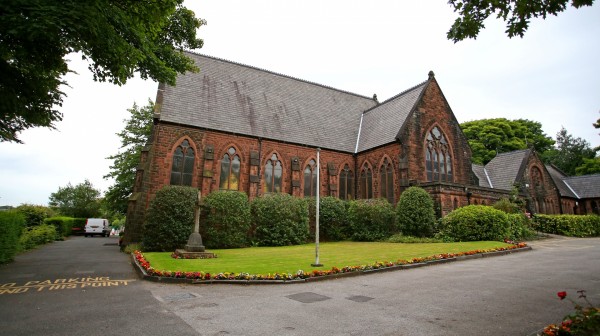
[84,218,111,237]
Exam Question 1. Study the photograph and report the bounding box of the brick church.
[124,52,600,244]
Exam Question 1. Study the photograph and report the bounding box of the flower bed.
[133,242,528,283]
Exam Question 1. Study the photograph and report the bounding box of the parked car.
[84,218,111,237]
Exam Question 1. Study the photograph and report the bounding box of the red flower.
[557,291,567,300]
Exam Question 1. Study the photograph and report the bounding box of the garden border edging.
[131,246,532,285]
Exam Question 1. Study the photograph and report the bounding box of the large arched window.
[304,159,317,197]
[425,126,453,182]
[219,147,241,190]
[380,158,394,203]
[531,167,543,188]
[360,164,373,199]
[339,164,354,200]
[170,140,195,186]
[264,153,282,193]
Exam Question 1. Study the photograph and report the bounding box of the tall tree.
[103,100,154,215]
[543,127,597,176]
[447,0,595,42]
[48,180,101,218]
[460,118,555,164]
[1,0,205,143]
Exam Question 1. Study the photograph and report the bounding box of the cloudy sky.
[1,1,599,207]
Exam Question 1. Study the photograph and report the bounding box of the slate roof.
[563,174,600,198]
[482,149,530,191]
[472,164,492,188]
[545,164,578,198]
[356,82,427,152]
[158,52,378,153]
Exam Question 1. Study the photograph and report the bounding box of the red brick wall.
[521,153,561,215]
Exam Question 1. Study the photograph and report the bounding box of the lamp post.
[312,148,323,267]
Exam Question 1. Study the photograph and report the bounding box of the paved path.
[1,236,599,335]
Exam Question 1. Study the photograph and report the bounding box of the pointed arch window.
[219,147,241,190]
[303,159,317,197]
[170,140,195,186]
[425,127,453,182]
[339,164,354,200]
[264,153,282,193]
[380,158,394,203]
[360,165,373,199]
[531,167,543,188]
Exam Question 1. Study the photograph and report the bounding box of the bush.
[252,194,309,246]
[307,196,349,241]
[396,187,436,237]
[531,214,600,237]
[0,211,25,264]
[142,186,198,251]
[200,191,251,249]
[72,218,87,234]
[506,213,536,240]
[45,217,75,239]
[15,204,55,227]
[387,234,447,243]
[348,199,397,241]
[492,198,522,214]
[19,225,56,251]
[440,205,510,242]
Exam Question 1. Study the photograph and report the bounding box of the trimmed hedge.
[72,218,87,235]
[143,186,197,251]
[441,205,510,242]
[506,213,536,240]
[45,217,75,239]
[348,199,397,241]
[252,194,309,246]
[396,187,436,238]
[531,214,600,237]
[200,191,251,249]
[19,225,56,251]
[307,196,349,241]
[0,211,25,264]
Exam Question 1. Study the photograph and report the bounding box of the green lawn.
[142,241,511,275]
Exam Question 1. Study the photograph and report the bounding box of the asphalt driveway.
[1,235,599,335]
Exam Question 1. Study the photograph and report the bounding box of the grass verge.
[143,241,511,275]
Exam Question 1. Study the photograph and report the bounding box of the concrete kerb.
[131,246,533,285]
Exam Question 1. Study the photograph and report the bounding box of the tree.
[575,157,600,175]
[103,100,154,215]
[48,180,101,218]
[447,0,595,42]
[1,0,205,143]
[543,127,597,176]
[460,118,555,164]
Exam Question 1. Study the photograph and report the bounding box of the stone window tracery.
[304,159,317,197]
[360,164,373,199]
[425,126,453,182]
[339,164,354,200]
[380,158,394,203]
[170,139,195,186]
[264,153,283,193]
[219,147,241,190]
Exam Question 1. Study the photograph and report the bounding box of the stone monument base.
[174,249,217,259]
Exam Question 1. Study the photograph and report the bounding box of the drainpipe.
[257,137,262,198]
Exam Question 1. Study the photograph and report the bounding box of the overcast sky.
[1,1,599,207]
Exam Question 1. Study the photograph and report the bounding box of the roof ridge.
[563,173,600,180]
[185,51,375,101]
[362,80,428,115]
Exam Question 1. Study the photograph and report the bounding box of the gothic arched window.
[219,147,241,190]
[380,158,394,203]
[531,167,543,188]
[425,126,453,182]
[264,153,282,193]
[170,140,195,186]
[304,159,317,197]
[339,164,354,200]
[360,164,373,199]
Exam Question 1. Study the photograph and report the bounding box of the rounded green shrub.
[506,213,536,240]
[142,185,197,251]
[200,191,251,249]
[348,199,397,241]
[15,204,55,227]
[396,186,436,237]
[307,196,349,241]
[440,205,510,241]
[0,211,25,264]
[492,198,522,214]
[19,224,56,251]
[251,194,309,246]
